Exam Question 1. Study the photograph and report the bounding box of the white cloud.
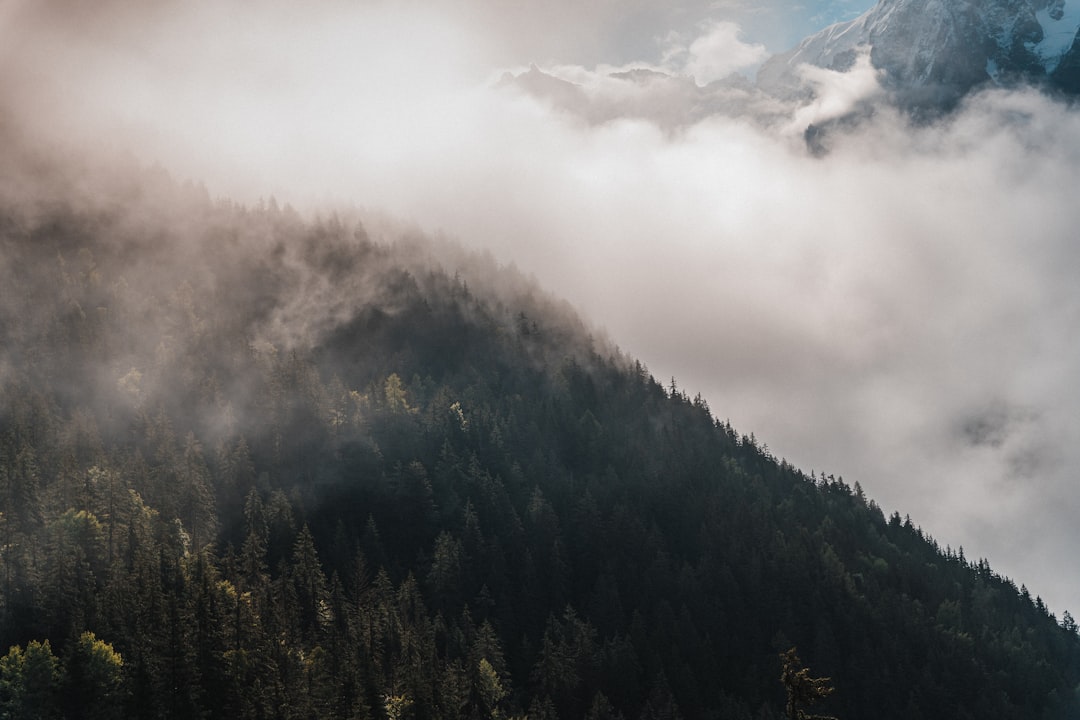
[789,46,884,128]
[668,21,770,83]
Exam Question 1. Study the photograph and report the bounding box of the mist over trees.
[0,135,1079,720]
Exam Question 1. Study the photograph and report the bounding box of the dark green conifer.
[780,648,837,720]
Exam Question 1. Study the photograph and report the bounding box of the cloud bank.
[2,0,1080,616]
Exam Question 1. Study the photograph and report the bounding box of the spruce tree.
[780,648,837,720]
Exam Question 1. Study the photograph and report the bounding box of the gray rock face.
[758,0,1080,109]
[1052,26,1080,89]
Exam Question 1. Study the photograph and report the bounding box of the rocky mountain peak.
[757,0,1080,108]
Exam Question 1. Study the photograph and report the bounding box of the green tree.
[0,442,44,619]
[179,433,218,553]
[64,632,125,720]
[476,657,509,720]
[384,374,411,414]
[0,639,61,720]
[43,510,105,639]
[532,607,599,719]
[780,648,837,720]
[290,524,329,640]
[427,531,464,610]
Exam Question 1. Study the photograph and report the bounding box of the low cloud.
[677,21,770,83]
[789,47,884,128]
[3,1,1080,616]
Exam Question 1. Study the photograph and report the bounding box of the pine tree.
[63,632,126,720]
[780,648,837,720]
[0,639,61,720]
[290,524,328,641]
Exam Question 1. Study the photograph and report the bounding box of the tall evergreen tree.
[780,648,837,720]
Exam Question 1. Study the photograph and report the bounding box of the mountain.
[757,0,1080,107]
[497,65,764,129]
[1,137,1079,720]
[498,65,591,112]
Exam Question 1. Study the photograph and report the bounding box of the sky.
[3,0,1080,617]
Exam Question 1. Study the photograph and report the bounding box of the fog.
[3,0,1080,616]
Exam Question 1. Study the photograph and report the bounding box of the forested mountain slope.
[1,142,1078,720]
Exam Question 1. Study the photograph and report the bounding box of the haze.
[2,0,1079,617]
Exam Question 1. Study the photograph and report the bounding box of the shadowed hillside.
[0,141,1078,720]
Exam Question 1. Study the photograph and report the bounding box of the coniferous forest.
[1,136,1079,720]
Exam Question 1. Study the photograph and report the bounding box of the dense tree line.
[0,148,1078,719]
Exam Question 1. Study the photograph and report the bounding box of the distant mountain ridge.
[757,0,1080,105]
[499,0,1080,129]
[497,64,761,128]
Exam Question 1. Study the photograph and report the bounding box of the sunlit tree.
[780,647,837,720]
